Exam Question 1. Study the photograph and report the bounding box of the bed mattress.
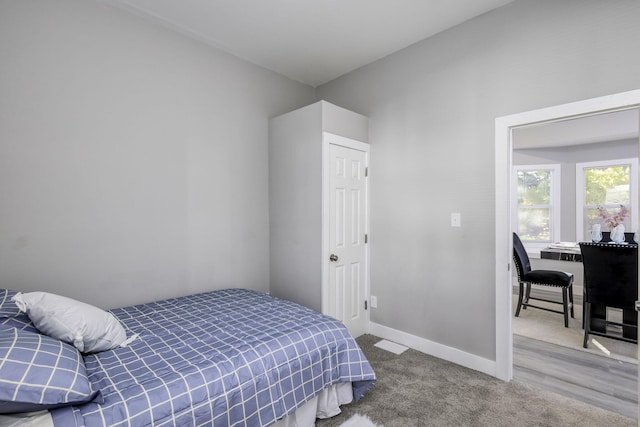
[42,288,375,426]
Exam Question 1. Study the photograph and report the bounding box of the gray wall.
[3,0,640,365]
[0,0,315,308]
[514,139,638,242]
[316,0,640,360]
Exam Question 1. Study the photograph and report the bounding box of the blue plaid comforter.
[49,289,375,426]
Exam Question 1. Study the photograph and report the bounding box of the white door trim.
[322,132,370,331]
[495,89,640,381]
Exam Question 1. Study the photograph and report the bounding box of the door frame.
[494,89,640,381]
[321,132,370,332]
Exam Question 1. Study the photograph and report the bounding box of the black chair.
[600,231,635,243]
[513,232,574,327]
[578,242,638,348]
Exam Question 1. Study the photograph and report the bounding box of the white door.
[328,141,368,337]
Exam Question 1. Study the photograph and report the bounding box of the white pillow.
[11,292,128,353]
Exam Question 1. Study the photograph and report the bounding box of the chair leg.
[583,302,591,348]
[523,283,531,309]
[515,282,524,317]
[562,288,569,327]
[568,284,574,318]
[581,290,585,329]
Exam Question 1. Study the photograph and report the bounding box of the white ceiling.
[99,0,514,87]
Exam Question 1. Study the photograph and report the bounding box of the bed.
[0,288,375,426]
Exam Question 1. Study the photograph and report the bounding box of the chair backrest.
[600,231,636,243]
[579,242,638,310]
[512,233,531,280]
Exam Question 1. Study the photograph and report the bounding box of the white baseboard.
[368,322,496,378]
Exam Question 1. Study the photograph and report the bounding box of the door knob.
[329,254,339,262]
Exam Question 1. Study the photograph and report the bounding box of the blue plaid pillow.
[0,327,103,414]
[0,290,39,334]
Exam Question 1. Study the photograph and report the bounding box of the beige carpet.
[512,295,638,364]
[316,334,635,427]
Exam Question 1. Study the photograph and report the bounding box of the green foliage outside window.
[585,165,630,205]
[584,165,630,230]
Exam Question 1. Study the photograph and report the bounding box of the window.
[576,158,638,241]
[512,165,561,254]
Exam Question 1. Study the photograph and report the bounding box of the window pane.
[517,207,551,242]
[584,165,630,205]
[517,170,551,204]
[583,164,632,234]
[584,207,602,233]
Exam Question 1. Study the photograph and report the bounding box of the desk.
[540,246,582,262]
[541,242,638,262]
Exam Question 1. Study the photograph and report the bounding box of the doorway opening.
[495,89,640,379]
[495,90,640,417]
[494,90,640,417]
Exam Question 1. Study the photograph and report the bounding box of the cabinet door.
[328,141,368,337]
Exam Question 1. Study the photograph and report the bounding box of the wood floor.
[513,334,638,420]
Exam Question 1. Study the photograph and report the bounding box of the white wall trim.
[495,89,640,382]
[369,322,496,377]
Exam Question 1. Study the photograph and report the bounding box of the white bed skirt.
[271,382,353,427]
[0,410,52,427]
[0,382,353,427]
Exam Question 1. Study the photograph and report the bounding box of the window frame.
[576,157,638,242]
[512,164,561,257]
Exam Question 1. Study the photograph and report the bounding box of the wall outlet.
[370,295,377,308]
[451,212,461,227]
